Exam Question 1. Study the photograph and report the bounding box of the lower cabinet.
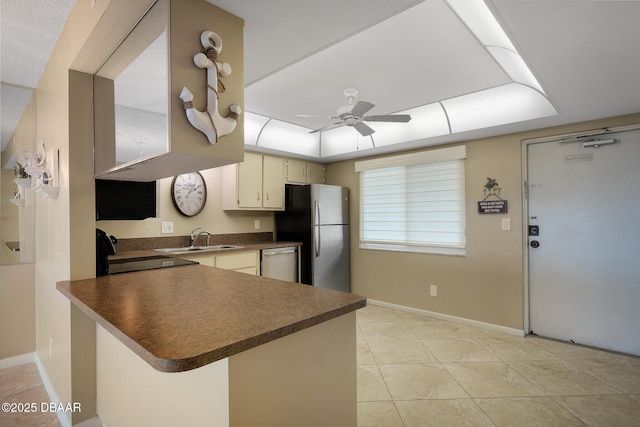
[180,253,215,267]
[215,251,258,275]
[180,251,258,275]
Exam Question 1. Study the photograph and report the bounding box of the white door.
[527,130,640,355]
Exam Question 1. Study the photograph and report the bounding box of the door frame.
[520,123,640,335]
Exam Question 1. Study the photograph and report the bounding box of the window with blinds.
[355,146,466,255]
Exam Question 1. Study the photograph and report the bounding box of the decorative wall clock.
[171,172,207,217]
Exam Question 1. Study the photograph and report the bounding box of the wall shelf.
[22,148,59,199]
[13,177,32,187]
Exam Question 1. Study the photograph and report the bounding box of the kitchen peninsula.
[57,264,365,426]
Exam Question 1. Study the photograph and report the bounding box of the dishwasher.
[260,246,299,283]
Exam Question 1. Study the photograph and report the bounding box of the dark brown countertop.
[57,265,366,373]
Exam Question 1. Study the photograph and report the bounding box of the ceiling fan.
[302,88,412,137]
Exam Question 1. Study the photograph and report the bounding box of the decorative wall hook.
[180,31,241,144]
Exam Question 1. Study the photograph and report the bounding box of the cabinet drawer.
[180,254,215,267]
[233,266,258,275]
[215,251,257,270]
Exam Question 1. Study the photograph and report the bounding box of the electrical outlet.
[430,285,437,297]
[501,218,511,231]
[49,337,53,359]
[161,221,174,234]
[254,219,260,230]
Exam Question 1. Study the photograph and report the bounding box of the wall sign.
[477,177,508,214]
[478,199,508,214]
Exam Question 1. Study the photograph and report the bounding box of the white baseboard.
[367,299,525,337]
[34,353,72,427]
[0,352,35,370]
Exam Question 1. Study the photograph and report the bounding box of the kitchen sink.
[156,245,244,254]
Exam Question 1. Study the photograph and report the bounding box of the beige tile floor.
[2,305,639,427]
[356,304,640,427]
[0,362,61,427]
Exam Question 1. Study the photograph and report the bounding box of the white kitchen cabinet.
[285,159,307,183]
[285,159,325,184]
[223,152,284,210]
[262,155,285,208]
[180,250,258,275]
[236,152,263,208]
[179,253,215,267]
[215,251,258,275]
[306,162,325,184]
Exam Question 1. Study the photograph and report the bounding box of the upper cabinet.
[222,152,285,211]
[285,159,325,184]
[92,0,244,181]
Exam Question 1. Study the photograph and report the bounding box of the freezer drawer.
[261,247,299,283]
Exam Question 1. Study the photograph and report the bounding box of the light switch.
[501,218,511,231]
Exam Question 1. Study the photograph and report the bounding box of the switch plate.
[430,285,437,297]
[161,221,174,234]
[501,218,511,231]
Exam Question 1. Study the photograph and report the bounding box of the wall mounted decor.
[478,177,507,214]
[171,171,207,217]
[180,31,241,144]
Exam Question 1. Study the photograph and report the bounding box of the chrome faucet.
[190,227,211,247]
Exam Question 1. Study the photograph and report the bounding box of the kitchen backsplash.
[114,232,274,252]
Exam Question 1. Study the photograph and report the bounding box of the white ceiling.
[2,0,640,162]
[0,0,75,152]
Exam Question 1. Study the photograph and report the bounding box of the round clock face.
[171,172,207,217]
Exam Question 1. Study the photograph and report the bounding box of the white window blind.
[356,146,466,255]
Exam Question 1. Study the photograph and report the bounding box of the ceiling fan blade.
[350,100,375,116]
[354,122,375,136]
[364,114,412,123]
[309,122,346,134]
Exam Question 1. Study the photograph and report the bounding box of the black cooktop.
[108,255,198,274]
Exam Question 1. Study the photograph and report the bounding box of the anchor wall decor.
[180,30,241,144]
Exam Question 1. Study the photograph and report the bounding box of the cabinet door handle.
[266,192,269,201]
[257,192,260,201]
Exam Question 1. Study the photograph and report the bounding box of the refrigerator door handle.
[314,200,320,226]
[314,200,321,257]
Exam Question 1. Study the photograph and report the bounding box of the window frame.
[355,146,467,256]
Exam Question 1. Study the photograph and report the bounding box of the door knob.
[530,240,540,248]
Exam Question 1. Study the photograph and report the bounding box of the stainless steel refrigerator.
[275,184,350,293]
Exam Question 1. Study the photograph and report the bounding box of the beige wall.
[326,113,640,330]
[30,1,115,424]
[0,264,35,359]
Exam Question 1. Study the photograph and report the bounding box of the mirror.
[93,0,169,175]
[1,83,36,264]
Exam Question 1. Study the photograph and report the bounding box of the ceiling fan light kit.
[307,88,412,137]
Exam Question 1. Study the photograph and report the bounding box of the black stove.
[107,255,198,275]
